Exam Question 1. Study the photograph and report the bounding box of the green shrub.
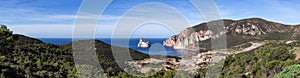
[274,64,300,78]
[221,43,298,78]
[0,56,7,61]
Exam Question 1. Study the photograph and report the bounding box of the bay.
[39,38,180,56]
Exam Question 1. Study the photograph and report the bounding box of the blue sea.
[39,38,181,56]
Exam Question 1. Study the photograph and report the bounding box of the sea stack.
[138,38,150,48]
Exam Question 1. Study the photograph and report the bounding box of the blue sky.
[1,0,300,38]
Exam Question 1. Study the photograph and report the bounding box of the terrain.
[0,25,152,77]
[1,17,300,78]
[164,18,300,50]
[0,25,184,78]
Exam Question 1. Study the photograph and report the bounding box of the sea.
[39,38,181,56]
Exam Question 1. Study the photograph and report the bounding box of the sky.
[1,0,300,38]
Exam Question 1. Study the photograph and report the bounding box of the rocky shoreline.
[126,40,298,74]
[125,51,225,73]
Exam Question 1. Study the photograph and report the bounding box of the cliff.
[164,18,300,50]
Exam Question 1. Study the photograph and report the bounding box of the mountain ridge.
[163,18,300,50]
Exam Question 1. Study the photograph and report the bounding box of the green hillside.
[0,25,150,77]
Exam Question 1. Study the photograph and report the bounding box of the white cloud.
[100,2,192,38]
[48,15,75,20]
[100,15,120,21]
[0,19,12,22]
[43,14,121,22]
[7,23,120,38]
[8,24,73,38]
[0,8,76,23]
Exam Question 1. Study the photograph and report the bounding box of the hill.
[164,18,300,50]
[220,43,299,77]
[0,25,150,77]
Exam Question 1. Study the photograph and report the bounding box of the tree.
[0,25,13,37]
[0,25,13,47]
[0,25,14,54]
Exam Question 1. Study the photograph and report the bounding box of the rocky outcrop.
[163,35,177,47]
[228,22,266,35]
[138,38,150,48]
[164,18,300,50]
[125,52,224,73]
[163,29,213,49]
[125,58,179,73]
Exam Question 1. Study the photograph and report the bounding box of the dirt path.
[235,42,266,54]
[294,47,300,60]
[208,42,266,55]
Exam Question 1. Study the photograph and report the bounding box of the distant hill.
[164,18,300,50]
[12,34,44,45]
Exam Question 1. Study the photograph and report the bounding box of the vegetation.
[198,32,295,50]
[1,25,300,78]
[0,25,150,77]
[0,25,200,78]
[0,29,76,77]
[274,64,300,78]
[0,25,14,53]
[220,43,299,78]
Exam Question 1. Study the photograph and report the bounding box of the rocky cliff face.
[163,29,213,49]
[292,25,300,38]
[164,18,300,50]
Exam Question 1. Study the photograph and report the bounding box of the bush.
[266,60,281,68]
[274,64,300,78]
[0,56,7,61]
[221,43,298,78]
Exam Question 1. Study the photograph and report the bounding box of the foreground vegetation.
[1,25,300,78]
[0,25,150,77]
[220,43,300,78]
[0,25,76,77]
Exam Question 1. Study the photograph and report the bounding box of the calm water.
[39,38,181,56]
